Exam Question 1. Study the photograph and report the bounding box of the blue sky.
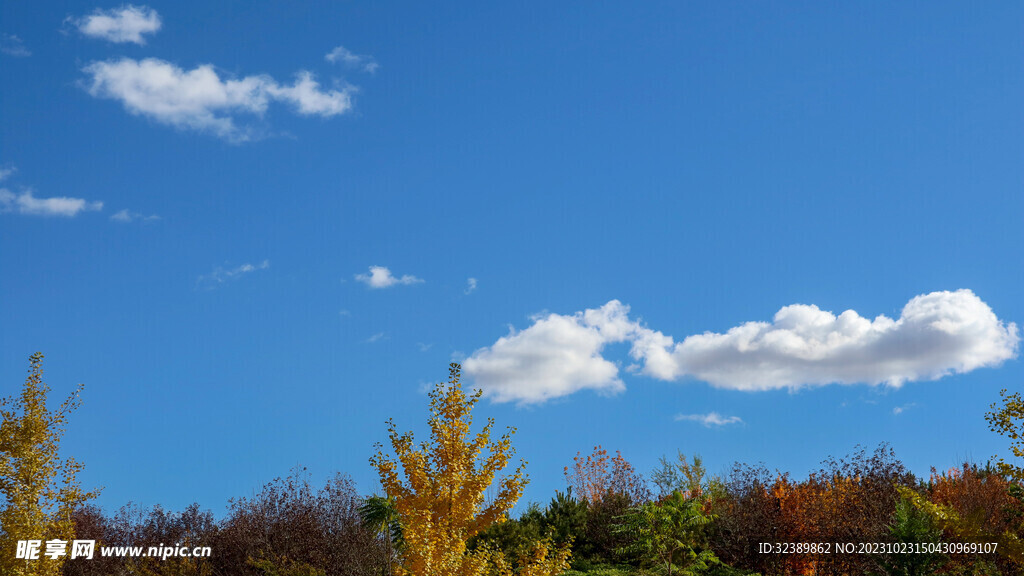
[1,2,1022,517]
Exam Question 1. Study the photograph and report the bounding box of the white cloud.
[110,208,160,223]
[83,58,354,141]
[366,332,386,343]
[354,266,423,289]
[264,72,353,116]
[675,412,743,427]
[417,342,433,352]
[1,34,31,57]
[463,301,647,405]
[660,290,1018,391]
[197,260,269,289]
[325,46,378,73]
[0,189,102,217]
[465,277,478,295]
[74,5,161,45]
[463,290,1019,404]
[0,167,103,218]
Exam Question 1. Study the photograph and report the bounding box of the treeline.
[469,444,1022,575]
[63,470,386,576]
[58,444,1024,576]
[9,357,1024,575]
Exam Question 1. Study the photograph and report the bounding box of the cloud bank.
[355,266,423,289]
[83,58,353,141]
[463,290,1019,404]
[75,5,162,45]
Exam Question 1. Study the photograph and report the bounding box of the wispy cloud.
[110,208,160,223]
[325,46,378,73]
[354,266,423,289]
[366,332,386,343]
[417,342,433,352]
[197,260,270,289]
[893,403,916,416]
[0,189,102,217]
[73,5,161,44]
[0,166,103,217]
[1,34,31,57]
[83,58,354,141]
[675,412,743,428]
[465,277,478,295]
[464,290,1019,404]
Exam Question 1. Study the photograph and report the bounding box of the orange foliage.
[927,463,1020,544]
[714,445,914,576]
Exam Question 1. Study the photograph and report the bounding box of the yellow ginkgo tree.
[369,363,570,576]
[0,353,100,576]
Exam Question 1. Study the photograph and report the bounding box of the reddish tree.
[924,463,1023,573]
[563,445,649,506]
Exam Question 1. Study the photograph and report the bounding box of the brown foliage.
[712,444,916,576]
[712,463,786,576]
[63,501,218,576]
[217,469,384,576]
[62,470,384,576]
[563,445,650,506]
[924,463,1023,574]
[62,505,122,576]
[928,464,1019,537]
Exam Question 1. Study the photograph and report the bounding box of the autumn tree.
[712,463,785,575]
[0,353,100,576]
[711,444,915,576]
[801,444,915,576]
[986,388,1024,485]
[217,469,382,576]
[897,464,1024,572]
[369,363,570,576]
[113,502,218,576]
[562,445,649,564]
[62,505,121,576]
[564,445,650,506]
